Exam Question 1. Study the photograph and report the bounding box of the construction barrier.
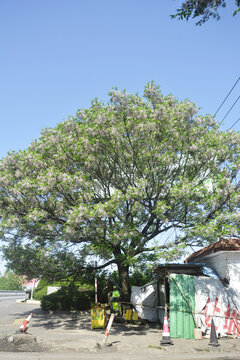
[19,313,33,333]
[125,309,132,321]
[91,307,106,329]
[132,311,138,321]
[125,309,138,321]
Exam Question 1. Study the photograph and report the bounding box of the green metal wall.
[169,274,196,339]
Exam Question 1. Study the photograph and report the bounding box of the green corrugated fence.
[169,274,196,339]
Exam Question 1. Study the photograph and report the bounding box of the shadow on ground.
[12,307,158,336]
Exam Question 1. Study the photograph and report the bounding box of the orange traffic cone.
[209,319,219,347]
[160,315,173,345]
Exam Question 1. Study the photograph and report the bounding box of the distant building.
[21,278,38,291]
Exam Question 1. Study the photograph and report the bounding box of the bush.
[33,278,72,300]
[35,270,108,309]
[33,269,108,303]
[41,284,94,311]
[33,280,48,300]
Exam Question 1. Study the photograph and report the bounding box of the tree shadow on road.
[12,307,160,337]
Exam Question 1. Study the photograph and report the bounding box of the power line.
[220,95,240,124]
[228,117,240,130]
[215,76,240,116]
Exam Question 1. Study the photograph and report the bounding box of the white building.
[185,238,240,298]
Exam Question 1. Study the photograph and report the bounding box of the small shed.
[154,264,214,339]
[131,261,240,339]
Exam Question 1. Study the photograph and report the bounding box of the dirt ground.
[1,304,240,359]
[0,333,47,352]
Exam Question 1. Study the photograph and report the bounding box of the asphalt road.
[1,297,240,360]
[0,294,37,336]
[0,295,19,301]
[0,295,24,303]
[0,290,25,297]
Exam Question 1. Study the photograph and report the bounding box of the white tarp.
[195,277,240,337]
[131,270,240,337]
[130,282,159,322]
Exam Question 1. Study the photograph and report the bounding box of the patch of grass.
[148,344,162,350]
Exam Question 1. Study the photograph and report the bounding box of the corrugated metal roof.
[155,263,205,276]
[185,238,240,263]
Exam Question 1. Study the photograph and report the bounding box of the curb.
[16,299,40,305]
[16,299,27,303]
[26,300,41,305]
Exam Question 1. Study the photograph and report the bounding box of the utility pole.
[95,261,98,307]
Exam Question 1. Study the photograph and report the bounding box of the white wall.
[194,251,240,298]
[195,276,240,337]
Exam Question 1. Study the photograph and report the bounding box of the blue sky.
[0,0,239,274]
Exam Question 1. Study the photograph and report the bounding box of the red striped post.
[19,313,33,333]
[103,314,114,344]
[95,261,98,306]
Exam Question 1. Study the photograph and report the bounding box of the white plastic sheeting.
[131,276,240,337]
[227,262,240,299]
[195,277,240,337]
[130,282,159,322]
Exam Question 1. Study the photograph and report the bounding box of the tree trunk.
[117,262,130,302]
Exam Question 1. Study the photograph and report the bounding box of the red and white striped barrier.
[19,313,33,333]
[103,314,114,344]
[95,272,98,307]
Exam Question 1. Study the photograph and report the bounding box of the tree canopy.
[171,1,240,25]
[1,82,240,299]
[0,271,24,290]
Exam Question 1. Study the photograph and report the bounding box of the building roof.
[22,278,38,287]
[185,238,240,263]
[155,263,207,277]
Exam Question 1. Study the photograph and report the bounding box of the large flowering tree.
[171,0,240,25]
[1,82,240,300]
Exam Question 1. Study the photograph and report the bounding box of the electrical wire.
[220,95,240,124]
[228,117,240,130]
[214,76,240,116]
